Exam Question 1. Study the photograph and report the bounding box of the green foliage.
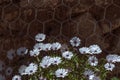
[111,77,120,80]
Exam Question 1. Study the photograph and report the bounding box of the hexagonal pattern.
[0,21,10,37]
[55,4,70,22]
[18,0,29,7]
[71,4,88,21]
[31,0,62,8]
[3,4,19,22]
[10,20,28,37]
[28,20,43,38]
[80,0,94,9]
[95,19,112,35]
[95,0,112,8]
[105,4,120,22]
[44,20,61,36]
[62,20,78,38]
[21,7,35,23]
[78,15,96,39]
[103,33,119,52]
[63,0,79,7]
[89,5,105,21]
[37,8,53,22]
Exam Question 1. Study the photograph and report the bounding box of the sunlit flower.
[0,60,5,72]
[12,75,21,80]
[84,69,94,77]
[35,33,46,42]
[18,65,27,75]
[89,74,95,80]
[51,57,62,65]
[51,42,61,50]
[106,54,120,63]
[5,67,13,76]
[25,63,38,75]
[79,47,90,54]
[70,37,81,47]
[55,68,68,78]
[88,56,98,66]
[17,47,28,56]
[89,45,102,54]
[29,48,40,57]
[62,51,73,60]
[42,43,52,51]
[42,56,51,60]
[34,43,44,51]
[104,63,115,71]
[7,49,16,60]
[92,76,101,80]
[40,56,52,68]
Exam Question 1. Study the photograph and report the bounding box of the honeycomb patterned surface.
[0,0,120,79]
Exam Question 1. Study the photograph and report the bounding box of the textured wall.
[0,0,120,79]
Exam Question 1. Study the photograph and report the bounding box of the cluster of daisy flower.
[104,54,120,71]
[79,45,102,67]
[7,47,28,60]
[10,33,120,80]
[0,60,16,80]
[40,56,62,68]
[19,63,38,75]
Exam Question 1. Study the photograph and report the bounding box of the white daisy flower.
[40,56,52,68]
[55,68,68,78]
[18,65,27,75]
[70,37,81,47]
[88,56,98,66]
[5,67,13,76]
[29,48,40,57]
[25,63,38,75]
[0,60,5,72]
[12,75,21,80]
[42,43,52,51]
[51,57,62,65]
[0,74,6,80]
[89,45,102,54]
[35,33,46,42]
[92,76,101,80]
[62,51,73,60]
[40,60,52,68]
[17,47,28,56]
[104,63,115,71]
[42,56,51,60]
[116,56,120,62]
[79,47,90,54]
[34,43,44,51]
[51,42,61,50]
[83,69,94,77]
[89,74,95,80]
[7,49,16,60]
[106,54,120,63]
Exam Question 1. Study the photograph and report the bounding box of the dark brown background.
[0,0,120,79]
